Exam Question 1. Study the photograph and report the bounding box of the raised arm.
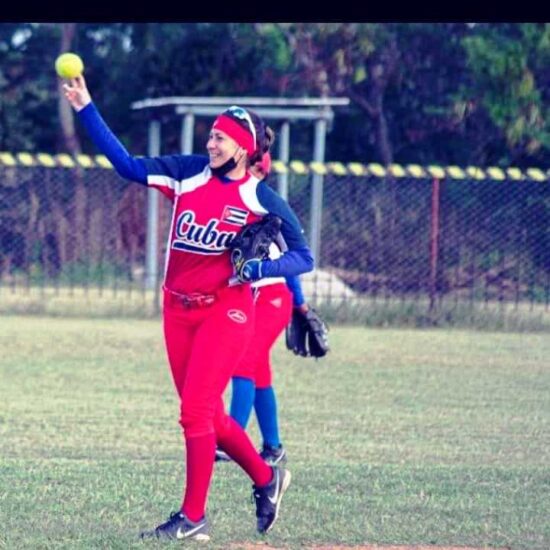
[62,75,148,183]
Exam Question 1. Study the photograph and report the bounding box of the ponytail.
[248,110,275,166]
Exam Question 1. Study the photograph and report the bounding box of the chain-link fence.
[298,173,548,299]
[1,157,548,325]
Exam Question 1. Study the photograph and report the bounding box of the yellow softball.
[55,53,84,79]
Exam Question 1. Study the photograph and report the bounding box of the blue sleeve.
[78,102,210,184]
[285,275,306,307]
[78,102,148,184]
[256,182,308,249]
[140,154,210,181]
[255,182,314,278]
[260,245,313,279]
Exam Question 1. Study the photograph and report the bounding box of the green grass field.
[2,285,550,332]
[0,316,549,549]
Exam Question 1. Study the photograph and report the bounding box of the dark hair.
[248,109,275,165]
[223,107,275,165]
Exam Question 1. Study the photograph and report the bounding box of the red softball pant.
[232,282,293,388]
[163,284,255,438]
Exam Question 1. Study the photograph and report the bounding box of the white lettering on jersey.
[173,210,238,255]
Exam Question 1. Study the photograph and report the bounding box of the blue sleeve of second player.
[255,182,314,278]
[256,182,308,250]
[285,275,306,307]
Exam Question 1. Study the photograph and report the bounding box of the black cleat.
[139,511,210,542]
[259,443,287,466]
[252,466,291,534]
[214,447,232,462]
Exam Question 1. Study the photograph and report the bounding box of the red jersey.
[147,161,262,294]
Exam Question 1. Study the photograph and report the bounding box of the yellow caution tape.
[526,168,546,181]
[347,163,366,176]
[0,151,546,182]
[388,164,406,177]
[466,166,486,180]
[406,164,426,178]
[427,165,446,179]
[36,153,56,167]
[486,167,506,180]
[0,152,17,166]
[289,160,308,174]
[327,162,347,175]
[76,154,94,168]
[447,166,466,179]
[368,163,386,177]
[17,152,34,166]
[95,155,113,169]
[310,162,328,175]
[506,168,523,180]
[55,154,76,168]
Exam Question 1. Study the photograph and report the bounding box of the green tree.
[0,23,548,169]
[462,23,550,166]
[0,23,60,151]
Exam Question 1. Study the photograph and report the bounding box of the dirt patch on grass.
[310,547,508,550]
[309,547,508,550]
[229,545,508,550]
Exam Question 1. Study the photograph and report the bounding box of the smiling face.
[206,128,241,168]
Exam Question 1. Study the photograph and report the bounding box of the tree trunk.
[57,23,81,156]
[57,23,87,267]
[348,37,400,275]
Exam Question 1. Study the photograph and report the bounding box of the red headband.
[212,114,256,156]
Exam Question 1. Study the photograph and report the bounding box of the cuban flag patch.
[222,205,249,226]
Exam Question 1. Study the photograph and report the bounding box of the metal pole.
[309,116,327,267]
[429,178,441,316]
[145,119,160,291]
[277,121,290,200]
[180,112,195,154]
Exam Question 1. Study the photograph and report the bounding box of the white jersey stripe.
[252,276,286,288]
[149,165,211,196]
[175,166,211,195]
[148,174,179,190]
[239,176,268,215]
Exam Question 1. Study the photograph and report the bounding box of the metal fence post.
[278,121,290,200]
[180,112,195,154]
[309,117,327,266]
[429,177,441,316]
[145,120,161,298]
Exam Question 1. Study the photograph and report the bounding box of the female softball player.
[216,154,310,466]
[223,255,310,467]
[62,75,313,542]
